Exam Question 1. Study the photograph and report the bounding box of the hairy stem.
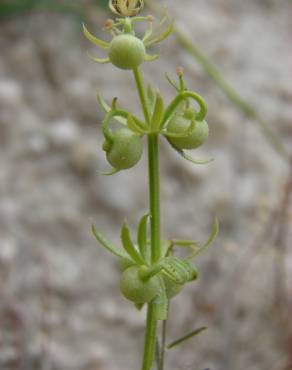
[133,67,161,370]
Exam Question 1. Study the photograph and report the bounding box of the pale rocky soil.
[0,1,292,370]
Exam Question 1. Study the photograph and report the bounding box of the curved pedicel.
[162,90,208,128]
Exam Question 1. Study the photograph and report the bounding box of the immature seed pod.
[167,114,209,150]
[162,274,184,299]
[103,128,143,170]
[109,34,146,70]
[120,266,161,304]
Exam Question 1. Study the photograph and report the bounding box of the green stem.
[147,133,161,264]
[159,317,168,370]
[133,67,151,125]
[133,67,161,370]
[142,304,158,370]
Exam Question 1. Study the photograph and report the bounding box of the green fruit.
[120,266,161,304]
[109,34,146,70]
[104,128,143,170]
[167,115,209,150]
[162,274,184,299]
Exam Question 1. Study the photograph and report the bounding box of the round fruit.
[109,34,146,70]
[162,274,184,299]
[167,115,209,150]
[104,128,143,170]
[120,266,161,304]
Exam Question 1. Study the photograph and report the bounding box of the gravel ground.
[0,1,292,370]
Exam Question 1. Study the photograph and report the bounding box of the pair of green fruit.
[103,115,209,170]
[120,264,189,304]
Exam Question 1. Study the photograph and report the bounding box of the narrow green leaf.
[143,22,153,43]
[151,92,164,131]
[121,222,145,265]
[160,240,172,258]
[127,115,146,135]
[145,22,174,47]
[165,73,179,91]
[82,23,109,49]
[167,138,214,165]
[187,219,219,259]
[87,52,110,64]
[167,326,208,349]
[97,94,128,125]
[144,53,160,61]
[91,225,128,259]
[147,84,156,109]
[100,167,120,176]
[159,11,169,27]
[132,115,147,130]
[137,213,150,259]
[97,93,111,113]
[182,151,214,165]
[171,239,199,247]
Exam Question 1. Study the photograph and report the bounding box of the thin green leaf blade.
[127,115,145,135]
[100,167,120,176]
[97,93,111,113]
[87,52,109,64]
[171,239,199,247]
[91,225,128,259]
[188,218,219,259]
[167,138,214,165]
[144,53,160,61]
[147,83,156,110]
[121,222,145,265]
[82,23,109,49]
[167,326,208,349]
[165,72,179,91]
[151,92,164,131]
[97,94,127,125]
[143,22,153,43]
[146,22,174,47]
[137,213,150,259]
[161,239,172,258]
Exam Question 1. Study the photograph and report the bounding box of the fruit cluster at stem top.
[85,0,218,322]
[83,11,211,173]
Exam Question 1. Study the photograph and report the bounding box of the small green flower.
[109,0,144,17]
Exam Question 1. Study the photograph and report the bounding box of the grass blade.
[167,326,208,349]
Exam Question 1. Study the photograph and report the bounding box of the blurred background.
[0,0,292,369]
